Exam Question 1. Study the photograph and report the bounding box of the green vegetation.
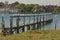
[0,2,4,6]
[0,1,60,13]
[54,7,60,13]
[0,30,60,40]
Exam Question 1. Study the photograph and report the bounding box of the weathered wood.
[29,16,30,24]
[23,17,25,25]
[16,17,20,33]
[2,15,6,36]
[43,15,44,30]
[27,25,30,30]
[32,24,36,30]
[37,15,39,30]
[4,14,53,34]
[10,17,13,34]
[40,16,41,30]
[22,27,25,32]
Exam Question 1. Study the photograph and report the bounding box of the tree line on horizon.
[0,1,60,13]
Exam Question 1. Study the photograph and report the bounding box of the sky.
[0,0,60,5]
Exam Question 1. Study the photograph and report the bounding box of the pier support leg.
[37,23,40,30]
[32,24,36,30]
[27,25,30,30]
[40,23,41,30]
[22,27,25,32]
[19,27,22,33]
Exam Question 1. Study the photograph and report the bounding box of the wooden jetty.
[1,14,53,34]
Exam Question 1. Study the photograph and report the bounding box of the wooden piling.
[37,15,39,30]
[28,16,30,30]
[10,17,13,34]
[16,17,20,33]
[31,24,35,30]
[23,16,25,25]
[27,25,30,30]
[2,15,6,36]
[43,15,44,30]
[40,15,41,30]
[22,26,25,32]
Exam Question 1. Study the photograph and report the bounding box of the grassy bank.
[0,30,60,40]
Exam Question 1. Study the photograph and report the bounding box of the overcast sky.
[0,0,60,5]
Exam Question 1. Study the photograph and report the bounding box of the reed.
[0,30,60,40]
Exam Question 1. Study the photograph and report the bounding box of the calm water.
[0,13,60,32]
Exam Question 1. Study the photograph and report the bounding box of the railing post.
[46,15,47,24]
[23,16,25,32]
[16,17,20,33]
[24,16,25,25]
[10,16,13,34]
[40,15,41,30]
[28,16,31,30]
[29,16,30,24]
[33,15,36,30]
[37,15,39,30]
[43,15,44,30]
[55,15,57,30]
[31,16,35,30]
